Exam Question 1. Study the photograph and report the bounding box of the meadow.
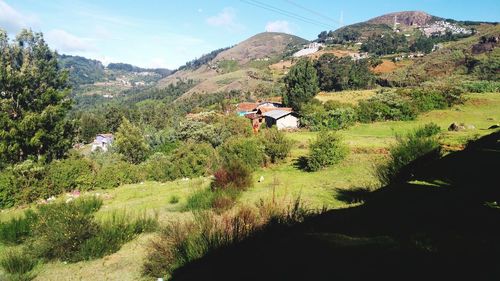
[0,92,498,280]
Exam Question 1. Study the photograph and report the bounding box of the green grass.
[0,92,498,280]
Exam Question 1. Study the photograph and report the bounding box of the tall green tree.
[283,58,319,111]
[114,118,149,164]
[0,29,73,164]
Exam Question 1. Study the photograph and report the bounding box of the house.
[91,133,114,152]
[236,102,259,116]
[263,110,299,130]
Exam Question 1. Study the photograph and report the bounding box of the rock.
[448,122,466,131]
[488,124,500,129]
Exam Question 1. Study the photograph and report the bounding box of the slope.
[157,32,308,99]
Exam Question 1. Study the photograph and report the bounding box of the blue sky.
[1,0,498,69]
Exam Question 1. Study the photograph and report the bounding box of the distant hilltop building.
[91,133,114,152]
[293,42,324,57]
[421,21,472,37]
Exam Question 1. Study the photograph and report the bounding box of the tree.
[314,54,375,92]
[283,58,319,111]
[306,131,348,172]
[0,29,74,164]
[114,118,149,164]
[78,112,103,143]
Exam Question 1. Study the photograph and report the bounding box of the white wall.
[276,115,299,130]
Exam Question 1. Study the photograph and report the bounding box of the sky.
[1,0,499,69]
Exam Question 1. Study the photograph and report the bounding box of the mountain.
[366,11,439,27]
[58,54,106,86]
[157,32,308,99]
[212,32,308,64]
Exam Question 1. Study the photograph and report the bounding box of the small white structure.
[293,42,324,57]
[91,133,114,152]
[263,110,299,130]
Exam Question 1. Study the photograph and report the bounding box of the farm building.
[263,110,299,130]
[91,133,114,152]
[236,102,259,116]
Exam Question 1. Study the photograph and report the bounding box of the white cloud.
[197,8,203,13]
[265,20,292,34]
[0,0,37,33]
[206,7,244,32]
[45,29,94,53]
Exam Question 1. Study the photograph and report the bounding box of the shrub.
[211,161,254,191]
[76,212,157,260]
[94,156,144,189]
[168,142,215,179]
[409,89,448,112]
[0,210,36,245]
[45,153,95,193]
[143,198,316,279]
[0,249,37,277]
[376,124,440,185]
[142,152,174,182]
[259,129,293,163]
[461,80,500,93]
[0,160,47,208]
[185,189,216,211]
[169,195,180,204]
[30,197,103,261]
[218,137,265,169]
[306,131,348,171]
[357,92,418,122]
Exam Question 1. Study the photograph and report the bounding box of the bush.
[0,211,36,245]
[30,197,103,261]
[143,199,315,279]
[185,188,240,212]
[260,129,293,163]
[306,131,348,172]
[45,153,95,193]
[461,80,500,93]
[376,124,440,185]
[211,161,254,191]
[185,189,216,211]
[218,137,265,168]
[409,89,448,112]
[357,92,418,122]
[168,142,215,179]
[94,155,144,189]
[169,195,180,204]
[76,212,157,260]
[142,152,174,182]
[0,249,37,277]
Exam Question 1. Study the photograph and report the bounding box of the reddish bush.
[211,161,253,191]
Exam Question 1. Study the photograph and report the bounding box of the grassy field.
[1,92,498,280]
[315,89,377,104]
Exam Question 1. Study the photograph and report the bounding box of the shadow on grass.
[170,130,500,281]
[334,187,373,204]
[292,156,309,171]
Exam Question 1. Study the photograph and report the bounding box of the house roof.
[237,102,259,112]
[263,110,295,120]
[258,107,292,114]
[98,133,114,138]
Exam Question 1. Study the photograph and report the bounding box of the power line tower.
[339,10,344,27]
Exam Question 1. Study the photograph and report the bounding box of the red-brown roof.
[237,102,259,112]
